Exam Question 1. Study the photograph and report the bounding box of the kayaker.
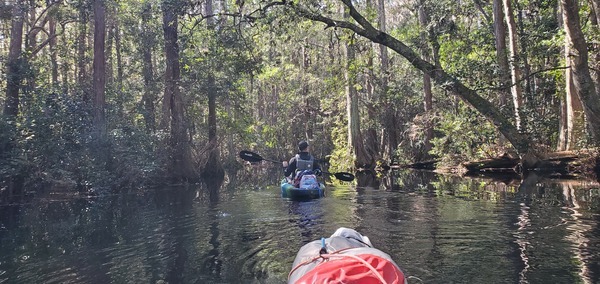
[283,140,321,180]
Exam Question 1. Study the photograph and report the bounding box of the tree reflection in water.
[1,170,600,283]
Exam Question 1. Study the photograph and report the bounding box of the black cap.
[298,140,309,151]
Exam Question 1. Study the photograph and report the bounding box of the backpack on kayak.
[294,170,319,190]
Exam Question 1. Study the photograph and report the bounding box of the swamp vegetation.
[1,0,600,203]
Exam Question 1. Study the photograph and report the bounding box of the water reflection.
[1,170,600,283]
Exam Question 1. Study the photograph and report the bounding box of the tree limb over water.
[245,0,538,166]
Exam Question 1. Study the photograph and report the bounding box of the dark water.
[1,170,600,284]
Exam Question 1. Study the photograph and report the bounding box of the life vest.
[295,154,314,172]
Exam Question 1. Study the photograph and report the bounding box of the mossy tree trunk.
[162,0,197,182]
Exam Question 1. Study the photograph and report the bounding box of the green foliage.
[0,89,163,194]
[15,91,92,189]
[0,118,22,186]
[327,107,353,176]
[3,0,599,200]
[429,102,500,165]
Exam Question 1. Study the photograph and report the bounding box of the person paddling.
[283,141,321,181]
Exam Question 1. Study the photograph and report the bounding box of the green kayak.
[280,178,325,199]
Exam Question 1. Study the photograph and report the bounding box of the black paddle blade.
[334,172,355,182]
[239,150,263,163]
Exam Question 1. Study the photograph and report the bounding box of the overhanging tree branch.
[285,0,535,158]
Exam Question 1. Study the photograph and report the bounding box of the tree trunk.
[343,6,373,169]
[225,95,236,165]
[558,25,585,151]
[561,0,600,144]
[49,17,58,87]
[115,23,123,97]
[203,75,224,179]
[162,0,197,181]
[160,8,174,132]
[294,0,535,162]
[301,44,312,140]
[493,0,512,148]
[92,0,106,141]
[60,27,69,94]
[589,0,600,103]
[377,0,396,162]
[493,0,511,105]
[515,1,532,99]
[108,4,124,118]
[77,0,88,101]
[363,0,379,164]
[25,0,36,81]
[106,11,114,87]
[24,0,53,93]
[3,0,25,118]
[418,0,433,159]
[200,0,224,180]
[141,2,156,133]
[503,0,524,131]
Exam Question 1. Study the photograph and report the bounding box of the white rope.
[319,253,389,284]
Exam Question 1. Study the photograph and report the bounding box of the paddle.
[323,171,355,182]
[239,150,355,182]
[239,150,280,163]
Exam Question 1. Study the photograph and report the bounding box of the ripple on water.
[3,178,600,284]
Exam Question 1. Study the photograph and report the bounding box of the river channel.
[1,170,600,283]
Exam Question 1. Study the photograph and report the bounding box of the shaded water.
[1,170,600,283]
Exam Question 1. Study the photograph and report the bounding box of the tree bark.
[60,27,69,94]
[301,44,312,140]
[493,0,510,104]
[503,0,524,131]
[106,10,114,87]
[291,0,535,160]
[561,0,600,144]
[558,28,585,151]
[92,0,106,141]
[49,17,58,86]
[26,0,36,55]
[115,23,123,95]
[200,0,224,180]
[203,75,224,179]
[77,0,88,101]
[377,0,396,162]
[3,0,25,118]
[343,5,373,169]
[493,0,512,148]
[589,0,600,104]
[418,0,433,159]
[363,0,379,164]
[107,4,124,117]
[141,2,156,133]
[162,0,197,181]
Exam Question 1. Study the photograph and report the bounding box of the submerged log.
[380,149,599,179]
[464,156,520,173]
[464,149,599,178]
[405,160,438,170]
[379,160,439,171]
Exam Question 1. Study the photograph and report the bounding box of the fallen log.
[379,160,439,171]
[463,156,520,174]
[463,149,599,178]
